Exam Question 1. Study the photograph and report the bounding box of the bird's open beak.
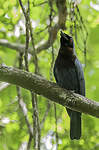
[60,31,68,41]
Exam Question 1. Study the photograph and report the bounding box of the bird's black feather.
[53,31,85,140]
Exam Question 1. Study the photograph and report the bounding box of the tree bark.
[0,65,99,118]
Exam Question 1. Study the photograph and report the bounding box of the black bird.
[53,31,85,140]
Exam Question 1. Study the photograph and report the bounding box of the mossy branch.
[0,65,99,118]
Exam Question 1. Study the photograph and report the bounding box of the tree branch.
[0,0,67,54]
[16,86,33,136]
[0,39,33,55]
[0,65,99,118]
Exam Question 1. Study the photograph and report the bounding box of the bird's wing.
[53,62,80,92]
[53,59,85,96]
[74,58,85,96]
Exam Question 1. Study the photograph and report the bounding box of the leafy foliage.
[0,0,99,149]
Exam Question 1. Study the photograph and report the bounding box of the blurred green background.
[0,0,99,149]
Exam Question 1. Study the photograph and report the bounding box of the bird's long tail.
[67,109,81,140]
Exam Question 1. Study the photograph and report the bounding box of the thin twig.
[31,92,41,150]
[17,87,33,136]
[19,0,29,71]
[68,1,88,67]
[40,102,51,128]
[33,1,48,7]
[27,134,33,150]
[36,25,49,35]
[24,13,29,71]
[54,104,58,149]
[19,0,26,18]
[18,1,33,149]
[29,19,39,73]
[17,52,33,136]
[27,1,41,149]
[49,1,58,148]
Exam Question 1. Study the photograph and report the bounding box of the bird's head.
[60,31,75,56]
[60,31,74,48]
